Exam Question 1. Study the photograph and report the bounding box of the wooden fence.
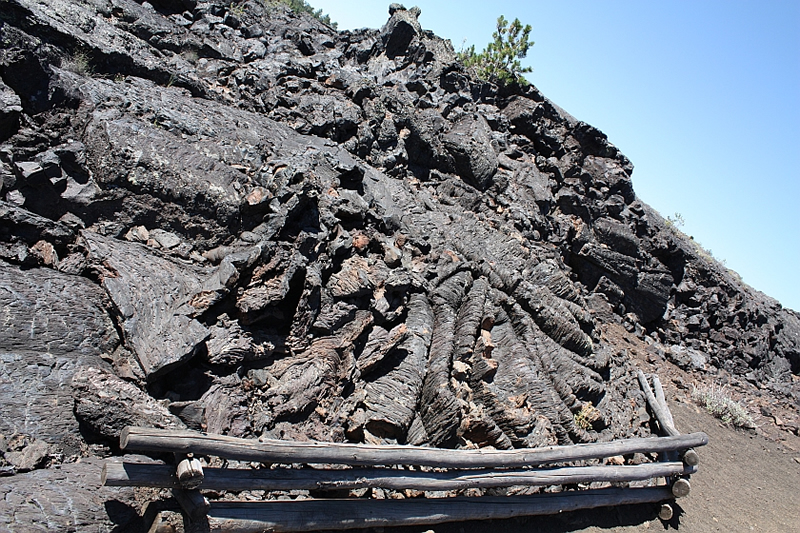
[102,372,704,531]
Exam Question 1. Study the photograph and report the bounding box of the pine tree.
[459,16,534,86]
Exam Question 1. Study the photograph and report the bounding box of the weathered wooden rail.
[104,372,705,531]
[119,426,708,469]
[103,460,695,492]
[203,487,676,533]
[637,370,696,517]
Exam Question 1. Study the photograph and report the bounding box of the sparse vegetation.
[229,1,247,17]
[272,0,337,28]
[658,208,749,291]
[61,50,93,76]
[691,383,755,429]
[181,49,199,63]
[574,402,601,430]
[458,15,534,86]
[662,211,730,268]
[666,212,685,228]
[695,242,727,266]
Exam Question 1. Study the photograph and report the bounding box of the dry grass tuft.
[691,383,755,429]
[61,51,92,76]
[574,402,601,430]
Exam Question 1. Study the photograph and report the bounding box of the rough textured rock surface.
[0,263,118,447]
[0,458,143,532]
[0,1,798,530]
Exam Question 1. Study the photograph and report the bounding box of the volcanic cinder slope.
[0,1,798,530]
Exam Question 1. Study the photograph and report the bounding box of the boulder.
[72,366,185,442]
[3,436,53,473]
[380,4,422,58]
[442,114,498,190]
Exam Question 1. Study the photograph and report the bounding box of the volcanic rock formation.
[0,1,798,530]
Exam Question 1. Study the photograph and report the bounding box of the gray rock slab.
[0,458,143,533]
[72,366,185,442]
[80,231,226,379]
[0,262,118,444]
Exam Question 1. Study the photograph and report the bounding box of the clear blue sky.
[312,0,800,312]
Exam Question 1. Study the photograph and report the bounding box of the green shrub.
[458,15,534,86]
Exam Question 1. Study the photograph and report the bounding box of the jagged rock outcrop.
[0,1,798,530]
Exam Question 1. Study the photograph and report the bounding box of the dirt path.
[646,398,800,533]
[571,397,800,533]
